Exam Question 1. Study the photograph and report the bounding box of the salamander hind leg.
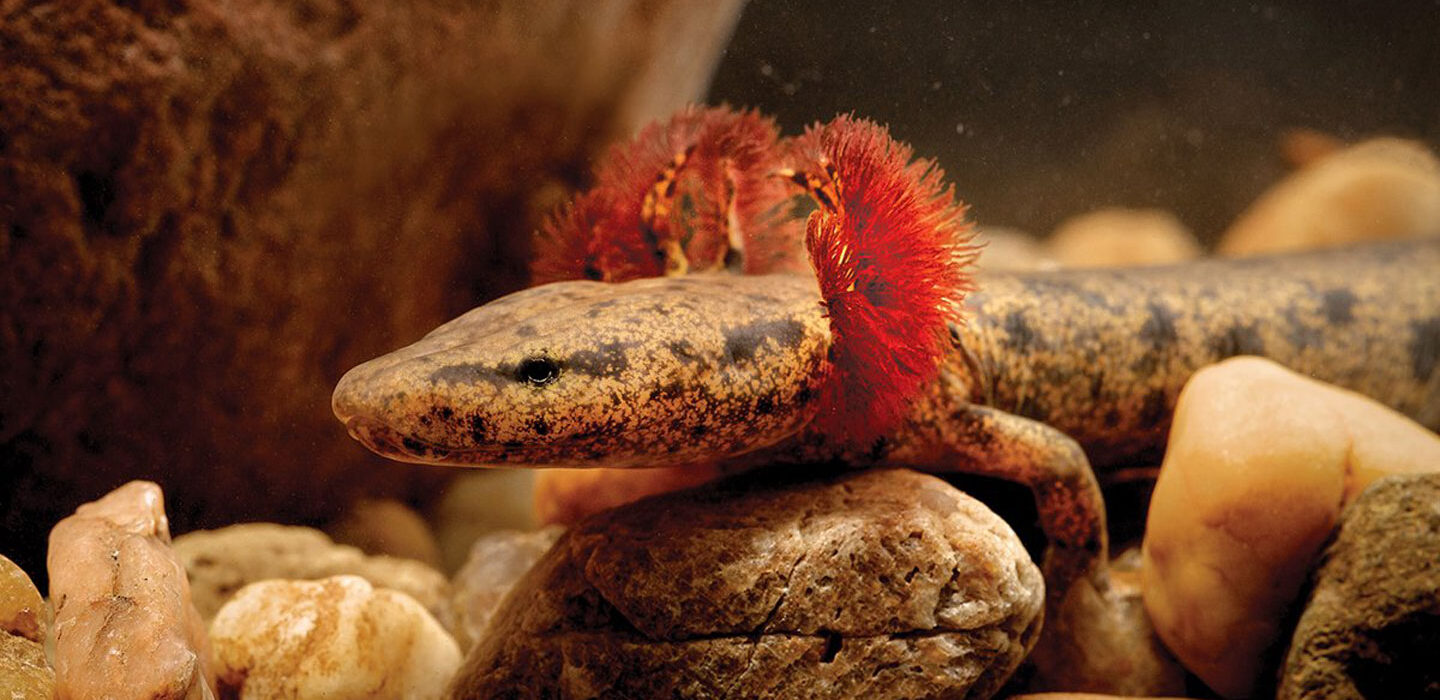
[891,403,1110,603]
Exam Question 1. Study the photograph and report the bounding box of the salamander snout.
[333,274,834,467]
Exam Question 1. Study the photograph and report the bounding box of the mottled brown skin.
[334,239,1440,598]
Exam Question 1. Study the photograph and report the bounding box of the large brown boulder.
[453,468,1044,699]
[0,0,742,576]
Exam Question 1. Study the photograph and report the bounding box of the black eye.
[518,357,560,386]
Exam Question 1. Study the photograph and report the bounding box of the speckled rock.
[451,526,564,650]
[47,480,213,699]
[0,0,745,580]
[1278,473,1440,700]
[0,555,53,698]
[173,523,450,627]
[452,468,1044,699]
[210,575,461,700]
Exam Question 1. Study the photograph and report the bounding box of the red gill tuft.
[792,115,979,442]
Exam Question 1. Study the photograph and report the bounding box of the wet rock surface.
[47,481,213,699]
[0,555,53,698]
[211,575,461,700]
[451,526,565,650]
[1278,472,1440,700]
[452,468,1044,699]
[173,522,451,626]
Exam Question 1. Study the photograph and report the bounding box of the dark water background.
[710,0,1440,244]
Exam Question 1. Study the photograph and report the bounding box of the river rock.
[47,480,213,699]
[0,555,53,698]
[210,575,461,700]
[326,498,444,568]
[1278,472,1440,699]
[1046,207,1201,268]
[1142,357,1440,698]
[450,526,564,650]
[451,468,1044,699]
[173,522,450,626]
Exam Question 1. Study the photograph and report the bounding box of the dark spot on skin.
[1103,408,1121,428]
[723,318,805,363]
[1210,322,1266,359]
[795,385,814,406]
[655,382,684,400]
[502,440,525,450]
[585,307,603,319]
[648,303,670,316]
[401,437,426,455]
[514,324,537,337]
[755,395,775,415]
[1411,316,1440,381]
[668,340,699,364]
[691,424,708,437]
[430,362,506,386]
[438,406,455,421]
[1138,389,1169,429]
[419,415,432,426]
[469,415,487,442]
[531,418,550,436]
[1002,312,1037,352]
[1321,288,1357,325]
[565,340,636,376]
[1282,307,1326,350]
[1139,302,1179,345]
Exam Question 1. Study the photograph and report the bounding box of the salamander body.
[333,238,1440,594]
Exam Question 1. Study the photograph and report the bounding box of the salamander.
[333,237,1440,601]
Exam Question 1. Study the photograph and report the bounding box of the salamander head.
[333,274,831,467]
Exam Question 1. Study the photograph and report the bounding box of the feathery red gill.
[530,107,977,442]
[793,116,978,440]
[531,105,798,284]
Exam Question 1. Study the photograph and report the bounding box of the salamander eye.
[518,357,560,386]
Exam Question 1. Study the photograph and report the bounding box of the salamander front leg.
[894,403,1110,603]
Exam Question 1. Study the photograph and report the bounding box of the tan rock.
[433,470,539,572]
[0,554,54,698]
[0,632,55,699]
[975,226,1059,272]
[0,554,48,643]
[533,464,727,526]
[326,498,443,568]
[47,480,214,699]
[1142,357,1440,698]
[452,469,1044,699]
[450,526,564,650]
[210,575,461,700]
[1026,548,1187,696]
[1219,137,1440,256]
[173,523,450,628]
[1046,207,1202,268]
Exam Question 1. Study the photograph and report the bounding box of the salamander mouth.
[344,417,462,464]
